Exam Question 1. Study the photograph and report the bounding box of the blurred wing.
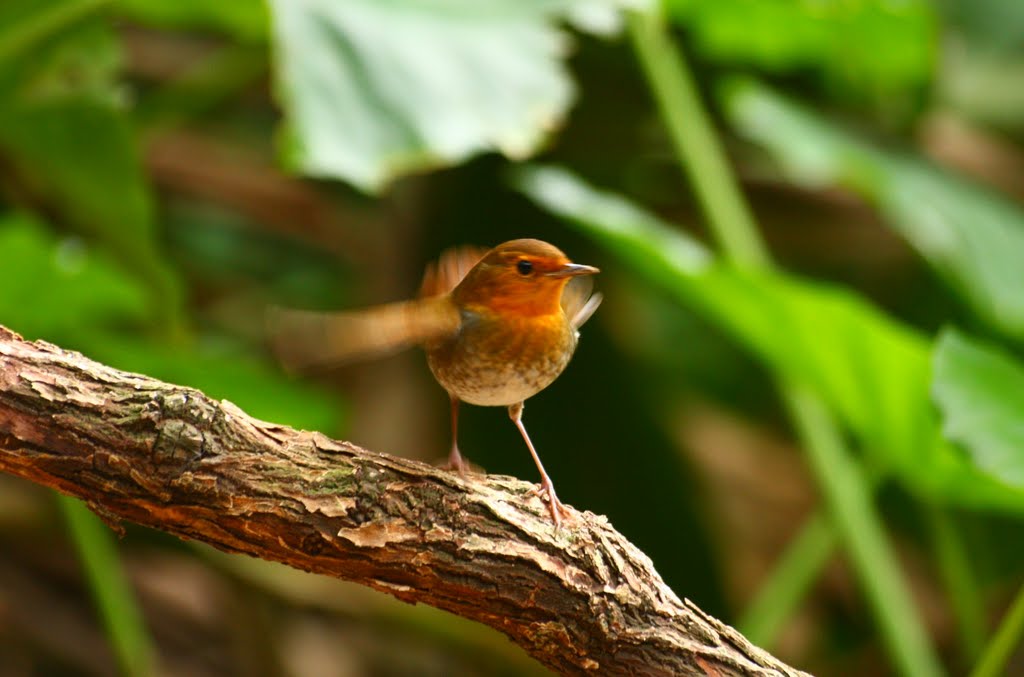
[562,276,602,330]
[268,296,460,372]
[419,245,488,297]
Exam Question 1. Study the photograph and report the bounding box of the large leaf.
[724,79,1024,342]
[515,165,1024,514]
[0,0,112,69]
[0,213,150,342]
[0,213,343,435]
[0,9,183,330]
[665,0,936,97]
[266,0,644,192]
[0,2,120,99]
[933,329,1024,488]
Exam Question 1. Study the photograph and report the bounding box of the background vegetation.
[3,0,1024,675]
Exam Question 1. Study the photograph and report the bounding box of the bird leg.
[446,395,468,473]
[508,402,568,527]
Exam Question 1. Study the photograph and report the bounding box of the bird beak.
[547,263,599,278]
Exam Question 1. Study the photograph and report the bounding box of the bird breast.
[425,309,577,407]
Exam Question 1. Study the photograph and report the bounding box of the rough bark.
[0,326,809,677]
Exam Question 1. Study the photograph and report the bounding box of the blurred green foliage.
[0,0,341,434]
[725,79,1024,342]
[0,213,149,337]
[516,166,1024,514]
[934,331,1024,490]
[667,0,937,101]
[265,0,646,190]
[3,0,1024,675]
[116,0,268,40]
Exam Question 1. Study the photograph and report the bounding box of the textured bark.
[0,326,808,677]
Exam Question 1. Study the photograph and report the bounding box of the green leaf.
[0,0,111,69]
[0,97,183,328]
[0,11,184,332]
[114,0,268,42]
[0,212,343,442]
[266,0,643,191]
[0,213,150,342]
[724,79,1024,342]
[515,165,1024,514]
[665,0,936,97]
[933,329,1024,488]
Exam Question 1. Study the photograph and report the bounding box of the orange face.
[452,239,598,318]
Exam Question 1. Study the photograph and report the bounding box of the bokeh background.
[3,0,1024,675]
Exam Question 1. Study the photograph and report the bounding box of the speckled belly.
[426,315,576,407]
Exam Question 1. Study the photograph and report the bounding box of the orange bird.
[271,239,601,526]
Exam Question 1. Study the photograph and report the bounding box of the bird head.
[452,239,598,317]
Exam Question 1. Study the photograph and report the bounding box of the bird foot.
[530,481,571,528]
[440,447,483,475]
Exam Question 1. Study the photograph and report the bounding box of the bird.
[269,239,601,527]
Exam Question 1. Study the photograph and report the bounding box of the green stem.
[926,506,985,665]
[785,389,941,677]
[971,584,1024,677]
[0,0,112,65]
[738,512,835,647]
[628,8,943,676]
[58,495,155,677]
[626,7,767,268]
[740,464,886,649]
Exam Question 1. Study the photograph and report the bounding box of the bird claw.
[530,481,570,528]
[444,446,466,473]
[444,454,468,475]
[440,447,484,475]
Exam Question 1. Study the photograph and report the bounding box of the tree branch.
[0,326,807,677]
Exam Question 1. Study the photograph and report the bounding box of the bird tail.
[267,296,460,372]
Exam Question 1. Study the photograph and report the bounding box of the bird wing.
[562,276,602,331]
[268,295,461,372]
[270,245,487,372]
[418,245,488,298]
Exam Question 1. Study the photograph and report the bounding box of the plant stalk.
[58,495,155,677]
[738,511,835,647]
[926,506,985,665]
[971,582,1024,677]
[628,8,943,676]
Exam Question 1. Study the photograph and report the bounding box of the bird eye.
[516,259,533,276]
